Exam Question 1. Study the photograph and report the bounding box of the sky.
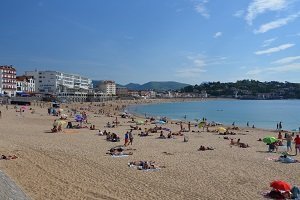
[1,0,300,85]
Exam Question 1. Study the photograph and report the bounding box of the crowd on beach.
[1,99,300,199]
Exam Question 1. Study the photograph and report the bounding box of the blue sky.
[1,0,300,85]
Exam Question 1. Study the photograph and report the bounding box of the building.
[97,80,116,95]
[116,86,128,96]
[0,65,17,97]
[25,70,92,93]
[16,75,35,94]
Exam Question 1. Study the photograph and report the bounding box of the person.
[180,121,183,131]
[291,186,300,199]
[66,121,73,129]
[247,122,249,127]
[269,141,279,152]
[0,110,2,119]
[279,121,282,130]
[124,132,129,146]
[129,130,133,145]
[294,134,300,155]
[159,131,166,139]
[188,122,191,131]
[277,132,282,140]
[286,133,293,152]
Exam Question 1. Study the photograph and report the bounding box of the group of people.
[271,132,300,155]
[124,131,133,146]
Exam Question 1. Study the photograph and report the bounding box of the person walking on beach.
[286,133,293,152]
[294,135,300,155]
[124,132,129,146]
[129,130,133,145]
[188,122,191,132]
[180,121,183,131]
[279,121,282,130]
[0,110,2,119]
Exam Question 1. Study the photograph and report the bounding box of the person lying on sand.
[277,154,299,163]
[230,139,250,148]
[128,161,165,170]
[198,146,214,151]
[1,155,18,160]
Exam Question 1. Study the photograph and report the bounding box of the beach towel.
[266,157,278,161]
[111,154,129,158]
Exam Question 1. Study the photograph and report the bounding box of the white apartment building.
[97,80,116,95]
[25,70,92,93]
[0,65,17,97]
[16,76,35,94]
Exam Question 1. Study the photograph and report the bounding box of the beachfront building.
[16,76,35,94]
[116,86,128,96]
[96,80,116,95]
[0,65,17,97]
[25,70,92,94]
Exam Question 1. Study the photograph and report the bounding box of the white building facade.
[25,70,92,93]
[97,80,116,95]
[0,65,17,97]
[16,76,35,93]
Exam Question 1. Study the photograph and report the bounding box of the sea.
[127,100,300,131]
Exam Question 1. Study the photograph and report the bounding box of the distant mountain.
[92,80,190,91]
[125,81,190,91]
[124,83,141,90]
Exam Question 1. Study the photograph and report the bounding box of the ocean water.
[127,100,300,130]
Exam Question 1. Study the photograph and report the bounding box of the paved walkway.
[0,170,31,200]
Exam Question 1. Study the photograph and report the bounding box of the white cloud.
[272,56,300,64]
[234,10,244,18]
[255,43,294,55]
[213,32,222,38]
[254,12,300,33]
[247,63,300,75]
[194,0,210,19]
[262,37,277,47]
[245,0,290,25]
[176,54,207,77]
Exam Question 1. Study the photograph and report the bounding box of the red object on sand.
[270,180,291,191]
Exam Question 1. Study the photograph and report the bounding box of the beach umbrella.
[263,136,278,144]
[218,127,227,134]
[270,180,291,191]
[198,121,206,128]
[53,120,67,126]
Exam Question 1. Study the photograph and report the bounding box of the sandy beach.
[0,100,299,200]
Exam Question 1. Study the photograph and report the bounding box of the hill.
[125,81,190,91]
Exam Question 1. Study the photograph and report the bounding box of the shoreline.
[123,98,298,133]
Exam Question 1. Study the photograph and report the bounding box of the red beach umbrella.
[270,180,291,191]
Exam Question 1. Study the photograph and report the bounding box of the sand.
[0,100,299,200]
